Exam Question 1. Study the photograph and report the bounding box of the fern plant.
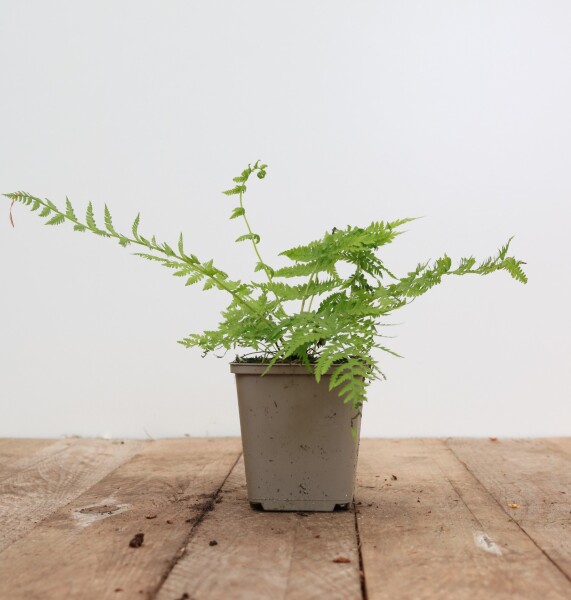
[5,161,527,419]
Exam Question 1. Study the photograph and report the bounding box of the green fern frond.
[223,185,246,196]
[45,214,65,226]
[163,242,175,256]
[230,207,245,219]
[314,340,351,381]
[498,236,513,260]
[104,205,117,234]
[263,279,338,302]
[172,268,191,277]
[185,273,205,286]
[4,165,526,423]
[329,357,371,410]
[133,252,168,264]
[236,233,260,244]
[273,263,320,278]
[254,262,275,276]
[86,202,97,230]
[65,197,77,221]
[503,257,528,283]
[132,213,141,240]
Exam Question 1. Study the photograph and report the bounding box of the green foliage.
[4,163,527,419]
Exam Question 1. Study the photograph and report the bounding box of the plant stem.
[300,264,319,312]
[238,186,287,318]
[239,190,270,280]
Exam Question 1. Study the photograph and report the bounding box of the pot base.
[250,500,350,512]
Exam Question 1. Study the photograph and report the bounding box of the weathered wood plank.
[547,437,571,457]
[0,438,64,480]
[0,438,146,553]
[356,439,571,600]
[0,438,56,464]
[157,457,361,600]
[0,438,241,600]
[447,438,571,583]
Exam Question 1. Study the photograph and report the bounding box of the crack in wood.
[353,503,368,600]
[446,440,571,587]
[151,452,243,598]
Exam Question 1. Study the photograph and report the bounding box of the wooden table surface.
[0,438,569,599]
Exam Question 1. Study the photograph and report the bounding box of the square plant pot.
[231,363,361,511]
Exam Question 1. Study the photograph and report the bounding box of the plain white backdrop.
[1,1,569,438]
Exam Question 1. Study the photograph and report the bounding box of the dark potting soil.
[234,355,349,365]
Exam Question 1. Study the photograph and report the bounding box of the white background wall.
[1,0,569,438]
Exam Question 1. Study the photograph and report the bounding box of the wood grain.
[547,437,571,457]
[447,438,571,582]
[2,438,571,600]
[0,438,64,481]
[356,439,571,600]
[0,438,241,600]
[0,438,145,553]
[157,457,362,600]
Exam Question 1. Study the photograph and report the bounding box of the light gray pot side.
[231,363,362,512]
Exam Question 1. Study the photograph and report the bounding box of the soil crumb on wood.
[129,533,145,548]
[194,499,215,512]
[209,540,218,546]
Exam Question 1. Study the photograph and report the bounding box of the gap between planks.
[1,438,570,600]
[156,456,363,600]
[355,439,571,600]
[0,438,242,600]
[446,438,571,587]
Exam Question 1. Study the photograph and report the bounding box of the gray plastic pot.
[231,363,361,512]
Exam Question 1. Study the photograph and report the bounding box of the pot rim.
[230,362,330,376]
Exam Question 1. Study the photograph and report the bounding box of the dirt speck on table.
[129,533,144,548]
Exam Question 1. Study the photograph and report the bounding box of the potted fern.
[5,161,527,511]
